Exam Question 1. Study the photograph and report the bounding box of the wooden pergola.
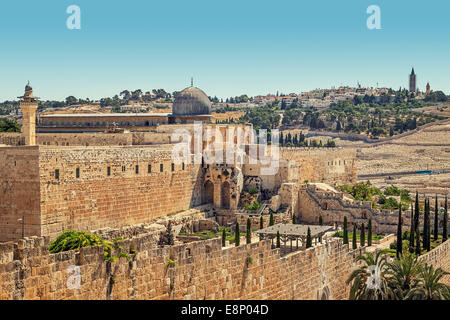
[255,224,333,254]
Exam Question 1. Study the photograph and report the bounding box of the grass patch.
[179,226,247,244]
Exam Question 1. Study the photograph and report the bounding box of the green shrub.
[248,187,258,195]
[245,200,261,212]
[49,230,131,262]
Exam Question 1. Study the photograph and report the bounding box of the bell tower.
[409,68,416,93]
[18,81,39,145]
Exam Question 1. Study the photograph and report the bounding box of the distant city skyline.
[1,0,449,101]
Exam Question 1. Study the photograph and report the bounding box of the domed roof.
[172,86,211,116]
[24,81,33,95]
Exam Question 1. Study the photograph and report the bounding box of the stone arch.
[221,181,231,209]
[203,180,214,204]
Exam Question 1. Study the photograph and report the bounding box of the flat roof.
[255,224,333,238]
[39,113,170,118]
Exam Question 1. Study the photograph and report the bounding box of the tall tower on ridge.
[426,82,431,95]
[409,68,416,93]
[18,82,39,145]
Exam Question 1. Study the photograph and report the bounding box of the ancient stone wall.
[280,147,356,185]
[1,233,448,300]
[0,132,172,147]
[0,133,25,146]
[38,133,133,146]
[0,234,365,300]
[297,184,436,234]
[0,145,206,242]
[419,239,450,286]
[0,132,133,147]
[37,145,204,240]
[0,146,41,242]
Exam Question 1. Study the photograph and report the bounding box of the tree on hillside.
[0,118,20,132]
[424,198,432,252]
[65,96,78,105]
[306,227,312,248]
[396,206,402,258]
[259,216,264,241]
[413,192,420,251]
[434,195,439,241]
[246,218,252,244]
[409,203,415,253]
[361,223,366,247]
[352,225,357,250]
[415,222,421,255]
[443,196,448,242]
[235,223,240,247]
[343,216,349,245]
[269,212,274,226]
[222,228,226,247]
[423,198,429,252]
[276,231,280,248]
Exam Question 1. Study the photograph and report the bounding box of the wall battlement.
[0,230,365,300]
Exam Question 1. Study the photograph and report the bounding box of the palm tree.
[385,253,422,300]
[406,264,450,300]
[346,251,392,300]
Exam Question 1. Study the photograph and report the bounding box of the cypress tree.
[352,225,357,250]
[292,214,296,224]
[259,216,264,241]
[414,192,420,237]
[360,223,365,247]
[424,198,431,251]
[276,231,280,248]
[167,221,174,245]
[319,215,323,226]
[409,203,415,253]
[423,198,428,251]
[396,206,402,258]
[235,223,240,247]
[443,196,448,242]
[426,198,431,251]
[269,212,274,226]
[246,218,251,244]
[368,219,372,246]
[343,216,349,245]
[222,228,226,247]
[306,227,312,248]
[434,195,439,242]
[415,223,421,255]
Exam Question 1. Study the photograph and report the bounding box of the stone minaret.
[18,82,39,145]
[409,68,416,93]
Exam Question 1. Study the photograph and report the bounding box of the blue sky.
[0,0,449,101]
